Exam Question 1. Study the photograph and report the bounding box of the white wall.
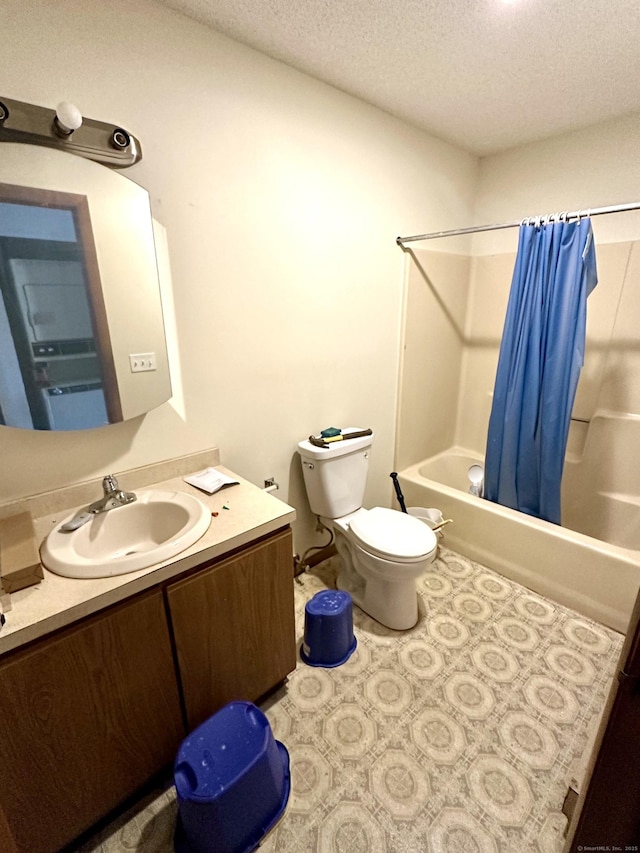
[0,0,477,552]
[473,111,640,253]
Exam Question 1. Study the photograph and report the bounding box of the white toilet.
[298,430,437,630]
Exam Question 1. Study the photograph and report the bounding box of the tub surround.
[396,239,640,639]
[562,411,640,551]
[396,243,640,638]
[0,448,296,655]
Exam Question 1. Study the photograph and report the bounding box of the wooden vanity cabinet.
[167,528,296,729]
[0,526,296,852]
[0,589,184,853]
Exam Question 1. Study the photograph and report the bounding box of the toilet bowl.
[297,430,437,630]
[332,507,437,630]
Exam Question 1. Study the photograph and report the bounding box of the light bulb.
[55,101,82,135]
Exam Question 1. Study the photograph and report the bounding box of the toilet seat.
[347,507,437,563]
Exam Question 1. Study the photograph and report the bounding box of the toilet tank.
[297,431,372,519]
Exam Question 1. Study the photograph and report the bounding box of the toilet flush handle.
[302,461,315,469]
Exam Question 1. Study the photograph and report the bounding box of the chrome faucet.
[59,474,137,532]
[89,474,137,513]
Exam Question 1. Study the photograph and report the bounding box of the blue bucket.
[301,589,357,667]
[174,702,290,853]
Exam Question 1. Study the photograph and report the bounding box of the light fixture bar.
[0,96,141,168]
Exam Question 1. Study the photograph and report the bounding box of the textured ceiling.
[155,0,640,155]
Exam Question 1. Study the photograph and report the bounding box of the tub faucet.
[59,474,137,532]
[467,464,484,498]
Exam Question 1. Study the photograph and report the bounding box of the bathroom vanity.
[0,451,296,853]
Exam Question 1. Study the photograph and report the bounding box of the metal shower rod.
[396,200,640,245]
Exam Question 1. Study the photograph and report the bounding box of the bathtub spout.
[468,464,484,497]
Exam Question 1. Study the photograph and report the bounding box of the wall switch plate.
[129,352,157,373]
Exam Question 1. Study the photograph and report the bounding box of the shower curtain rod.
[396,200,640,245]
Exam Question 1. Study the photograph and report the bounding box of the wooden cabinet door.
[167,528,296,730]
[0,590,184,853]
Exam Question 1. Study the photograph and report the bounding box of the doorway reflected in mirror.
[0,143,172,431]
[0,186,119,429]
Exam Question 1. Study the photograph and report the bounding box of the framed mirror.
[0,143,172,431]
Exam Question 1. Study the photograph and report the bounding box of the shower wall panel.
[597,241,640,415]
[395,250,470,471]
[452,239,636,456]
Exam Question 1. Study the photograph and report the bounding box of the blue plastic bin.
[174,701,290,853]
[301,589,357,667]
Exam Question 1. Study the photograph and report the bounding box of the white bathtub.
[398,442,640,633]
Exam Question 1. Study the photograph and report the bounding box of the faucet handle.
[102,474,119,493]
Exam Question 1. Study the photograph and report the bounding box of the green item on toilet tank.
[321,427,341,438]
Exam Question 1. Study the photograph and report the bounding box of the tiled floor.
[73,547,623,853]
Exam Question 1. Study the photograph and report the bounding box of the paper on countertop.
[183,467,239,495]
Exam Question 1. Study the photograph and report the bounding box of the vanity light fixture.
[0,96,141,168]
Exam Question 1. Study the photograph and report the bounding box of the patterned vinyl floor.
[72,547,623,853]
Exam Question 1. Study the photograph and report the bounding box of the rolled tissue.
[183,467,239,495]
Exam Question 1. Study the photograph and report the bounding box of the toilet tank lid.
[297,428,373,460]
[349,506,436,559]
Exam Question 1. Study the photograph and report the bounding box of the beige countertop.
[0,462,295,656]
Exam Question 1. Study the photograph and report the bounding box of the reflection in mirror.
[0,144,172,430]
[0,185,119,429]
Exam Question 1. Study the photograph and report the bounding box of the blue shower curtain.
[484,218,598,524]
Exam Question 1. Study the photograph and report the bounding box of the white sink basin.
[41,490,212,579]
